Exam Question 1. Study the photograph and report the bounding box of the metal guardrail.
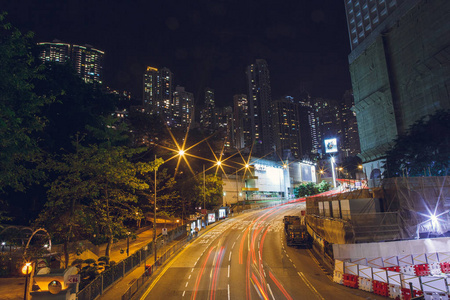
[121,238,186,300]
[77,226,185,300]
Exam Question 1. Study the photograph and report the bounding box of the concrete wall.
[333,237,450,261]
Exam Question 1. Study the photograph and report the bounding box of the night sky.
[3,0,352,107]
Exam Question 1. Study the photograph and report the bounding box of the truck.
[283,215,311,247]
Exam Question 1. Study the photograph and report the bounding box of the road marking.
[191,268,194,272]
[182,291,185,297]
[229,251,232,261]
[232,241,236,249]
[307,249,333,281]
[286,254,289,258]
[228,284,230,300]
[289,259,292,263]
[267,283,276,300]
[188,275,191,279]
[293,264,297,268]
[297,272,324,300]
[185,282,188,287]
[228,264,230,277]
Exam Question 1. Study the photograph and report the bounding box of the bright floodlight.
[216,161,222,166]
[178,150,185,156]
[283,164,287,169]
[245,164,249,169]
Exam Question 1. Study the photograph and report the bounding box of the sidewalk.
[98,233,184,300]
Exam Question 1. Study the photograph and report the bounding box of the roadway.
[140,203,385,300]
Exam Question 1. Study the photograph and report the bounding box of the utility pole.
[203,164,206,210]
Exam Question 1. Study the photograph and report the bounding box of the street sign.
[65,274,80,285]
[162,228,168,235]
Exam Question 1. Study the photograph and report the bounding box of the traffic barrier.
[438,252,450,263]
[333,270,343,285]
[421,276,448,295]
[382,266,400,272]
[358,277,373,292]
[429,263,442,275]
[401,264,416,276]
[388,284,401,299]
[343,273,359,289]
[440,262,450,274]
[372,280,389,297]
[398,254,414,267]
[426,253,440,265]
[414,264,430,276]
[413,253,428,266]
[383,256,399,268]
[423,291,449,300]
[401,288,423,300]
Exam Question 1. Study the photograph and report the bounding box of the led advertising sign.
[324,138,338,153]
[208,213,216,223]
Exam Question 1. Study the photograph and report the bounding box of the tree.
[37,142,159,259]
[0,13,49,193]
[186,174,223,210]
[316,180,331,193]
[384,110,450,177]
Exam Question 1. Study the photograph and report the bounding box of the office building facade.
[344,0,450,180]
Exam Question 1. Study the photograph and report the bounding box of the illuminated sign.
[324,138,338,153]
[219,209,226,219]
[208,213,216,223]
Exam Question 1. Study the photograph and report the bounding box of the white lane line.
[289,259,293,263]
[232,241,236,249]
[191,268,194,272]
[188,275,191,279]
[228,284,231,300]
[298,272,324,300]
[182,291,186,297]
[228,264,230,277]
[185,282,189,287]
[267,283,275,300]
[236,234,241,239]
[229,251,232,261]
[286,254,289,258]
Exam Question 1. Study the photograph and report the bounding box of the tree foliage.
[293,180,331,197]
[0,12,49,193]
[384,110,450,177]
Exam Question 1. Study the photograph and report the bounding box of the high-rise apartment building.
[272,96,302,160]
[246,59,273,156]
[143,66,174,124]
[312,98,341,155]
[38,41,104,84]
[200,88,216,131]
[344,0,450,181]
[233,94,249,150]
[172,86,194,128]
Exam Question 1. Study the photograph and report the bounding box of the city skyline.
[3,0,352,107]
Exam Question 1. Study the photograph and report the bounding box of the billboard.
[324,138,338,153]
[208,213,216,223]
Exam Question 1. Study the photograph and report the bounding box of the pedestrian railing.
[76,226,185,300]
[121,238,187,300]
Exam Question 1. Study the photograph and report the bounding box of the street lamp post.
[203,164,206,211]
[330,157,337,188]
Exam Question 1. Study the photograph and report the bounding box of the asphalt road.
[140,203,385,300]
